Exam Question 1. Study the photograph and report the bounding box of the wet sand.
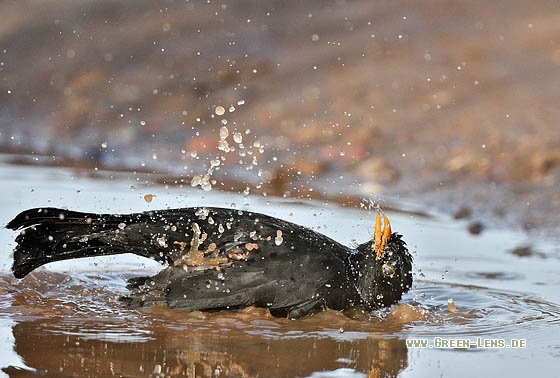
[1,0,559,233]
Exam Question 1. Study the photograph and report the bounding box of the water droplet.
[219,126,229,139]
[210,158,221,168]
[218,139,231,152]
[233,132,243,144]
[191,175,201,187]
[245,243,257,251]
[215,106,226,116]
[447,297,457,312]
[275,230,283,246]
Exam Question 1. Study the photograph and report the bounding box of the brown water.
[1,157,559,377]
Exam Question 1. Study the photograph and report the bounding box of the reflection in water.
[8,320,408,377]
[1,273,409,378]
[3,270,560,377]
[5,311,409,378]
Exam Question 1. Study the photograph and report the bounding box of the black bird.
[7,207,413,319]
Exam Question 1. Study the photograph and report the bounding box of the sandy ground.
[1,0,559,233]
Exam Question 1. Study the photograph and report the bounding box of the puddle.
[1,156,559,377]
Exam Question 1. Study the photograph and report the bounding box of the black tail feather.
[7,207,134,278]
[6,207,108,230]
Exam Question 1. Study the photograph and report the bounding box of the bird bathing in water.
[7,207,412,319]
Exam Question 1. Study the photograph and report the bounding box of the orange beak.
[373,213,391,260]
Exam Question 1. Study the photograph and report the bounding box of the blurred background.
[2,2,560,377]
[1,0,559,232]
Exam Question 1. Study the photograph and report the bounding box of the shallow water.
[1,156,559,378]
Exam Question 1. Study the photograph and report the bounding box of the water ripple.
[401,282,560,337]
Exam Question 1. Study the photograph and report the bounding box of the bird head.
[350,213,413,310]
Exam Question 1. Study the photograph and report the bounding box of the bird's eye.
[382,263,395,278]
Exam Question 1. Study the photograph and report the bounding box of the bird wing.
[126,256,340,319]
[122,207,349,270]
[124,209,351,318]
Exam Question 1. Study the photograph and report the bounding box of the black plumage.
[6,206,413,319]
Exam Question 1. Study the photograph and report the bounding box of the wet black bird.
[7,207,412,319]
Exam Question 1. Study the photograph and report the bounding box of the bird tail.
[6,207,135,278]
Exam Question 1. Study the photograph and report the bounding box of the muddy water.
[1,157,559,378]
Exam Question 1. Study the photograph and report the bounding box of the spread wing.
[123,207,352,318]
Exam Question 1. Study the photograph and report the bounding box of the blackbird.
[7,207,413,319]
